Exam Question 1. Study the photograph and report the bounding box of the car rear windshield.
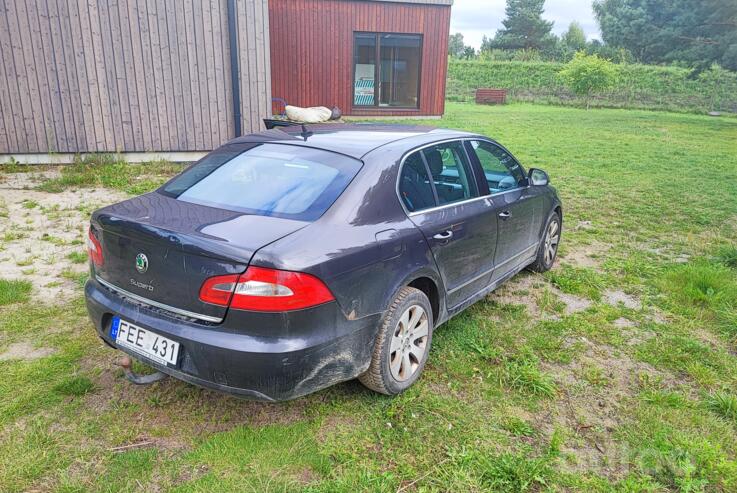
[160,143,362,221]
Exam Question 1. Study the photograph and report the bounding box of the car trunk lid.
[92,193,308,322]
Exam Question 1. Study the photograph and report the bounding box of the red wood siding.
[268,0,451,117]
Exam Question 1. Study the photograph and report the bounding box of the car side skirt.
[443,249,538,322]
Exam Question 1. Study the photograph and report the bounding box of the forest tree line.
[449,0,737,72]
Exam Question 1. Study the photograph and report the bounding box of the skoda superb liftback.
[85,124,562,401]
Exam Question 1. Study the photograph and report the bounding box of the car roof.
[226,123,476,159]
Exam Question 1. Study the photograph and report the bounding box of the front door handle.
[433,230,453,241]
[498,210,512,220]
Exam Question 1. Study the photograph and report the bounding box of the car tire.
[359,286,433,395]
[529,210,561,273]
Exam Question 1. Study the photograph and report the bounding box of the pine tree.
[492,0,554,51]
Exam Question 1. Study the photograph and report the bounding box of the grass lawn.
[1,103,736,492]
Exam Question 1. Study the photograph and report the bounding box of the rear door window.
[421,141,479,206]
[160,144,362,221]
[398,151,436,212]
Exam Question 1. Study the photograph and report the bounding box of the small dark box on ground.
[476,88,507,105]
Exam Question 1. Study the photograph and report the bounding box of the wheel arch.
[554,204,562,219]
[407,276,440,327]
[378,264,446,330]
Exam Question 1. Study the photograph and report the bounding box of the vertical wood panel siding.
[268,0,451,117]
[0,0,270,154]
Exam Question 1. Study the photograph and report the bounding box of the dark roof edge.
[364,0,453,6]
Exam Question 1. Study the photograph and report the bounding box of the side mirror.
[528,168,549,186]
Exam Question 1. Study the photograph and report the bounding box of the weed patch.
[546,265,607,301]
[704,391,737,424]
[0,279,32,305]
[716,245,737,269]
[53,375,96,397]
[37,155,185,195]
[66,251,88,264]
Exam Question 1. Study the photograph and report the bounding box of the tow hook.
[115,356,169,385]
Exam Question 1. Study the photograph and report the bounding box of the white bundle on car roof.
[284,105,333,123]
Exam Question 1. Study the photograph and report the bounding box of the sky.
[450,0,601,49]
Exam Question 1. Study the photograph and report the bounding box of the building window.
[353,33,422,108]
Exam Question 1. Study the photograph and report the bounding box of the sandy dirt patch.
[560,241,610,270]
[603,290,640,310]
[645,246,690,264]
[0,341,56,361]
[612,317,636,328]
[572,220,594,231]
[490,273,551,318]
[540,339,676,480]
[0,171,129,302]
[557,292,593,314]
[490,269,592,318]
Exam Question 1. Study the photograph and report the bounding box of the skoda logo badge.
[135,253,148,274]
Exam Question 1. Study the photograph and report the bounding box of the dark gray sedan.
[84,124,562,401]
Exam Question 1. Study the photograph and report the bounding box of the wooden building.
[269,0,452,118]
[0,0,270,155]
[0,0,452,156]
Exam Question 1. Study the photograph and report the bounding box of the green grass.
[0,279,32,306]
[37,154,185,195]
[546,264,608,300]
[716,245,737,269]
[1,103,737,491]
[53,376,96,397]
[2,231,27,242]
[66,251,88,264]
[705,391,737,424]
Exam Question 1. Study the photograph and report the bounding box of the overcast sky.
[450,0,601,49]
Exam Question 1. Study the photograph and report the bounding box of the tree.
[449,33,477,59]
[491,0,555,51]
[558,52,619,109]
[697,64,734,111]
[461,46,477,60]
[593,0,737,71]
[480,35,494,54]
[448,33,467,58]
[562,22,587,52]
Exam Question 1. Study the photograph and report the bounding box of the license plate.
[111,316,180,366]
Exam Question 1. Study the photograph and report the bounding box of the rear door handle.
[498,211,512,220]
[433,230,453,241]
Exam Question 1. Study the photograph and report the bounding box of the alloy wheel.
[544,219,560,265]
[389,304,429,381]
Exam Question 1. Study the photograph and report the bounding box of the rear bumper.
[84,278,380,401]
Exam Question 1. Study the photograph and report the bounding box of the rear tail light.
[199,267,334,312]
[199,274,238,306]
[87,227,104,267]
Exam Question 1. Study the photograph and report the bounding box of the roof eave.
[364,0,453,6]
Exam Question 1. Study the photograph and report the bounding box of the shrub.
[558,52,619,109]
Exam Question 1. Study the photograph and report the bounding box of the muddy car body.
[85,124,562,401]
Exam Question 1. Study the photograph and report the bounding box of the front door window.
[468,140,525,193]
